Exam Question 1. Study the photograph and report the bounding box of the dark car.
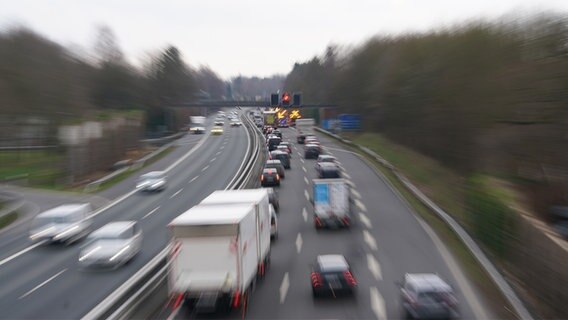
[270,150,290,169]
[265,187,280,212]
[304,144,320,159]
[265,159,285,179]
[272,130,283,139]
[311,255,357,297]
[260,168,280,187]
[318,163,341,179]
[267,136,282,151]
[400,273,459,320]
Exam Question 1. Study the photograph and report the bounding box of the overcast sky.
[1,0,568,79]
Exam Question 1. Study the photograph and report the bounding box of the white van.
[29,203,93,245]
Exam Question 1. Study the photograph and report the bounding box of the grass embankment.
[92,146,175,192]
[336,132,516,319]
[0,150,64,189]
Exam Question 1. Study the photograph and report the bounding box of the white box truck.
[167,203,258,313]
[312,178,351,229]
[295,118,315,144]
[200,189,271,277]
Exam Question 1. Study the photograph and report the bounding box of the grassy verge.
[91,146,175,192]
[0,150,64,189]
[0,212,18,231]
[323,131,516,319]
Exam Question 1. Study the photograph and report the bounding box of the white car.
[79,221,143,269]
[136,171,167,192]
[29,203,92,245]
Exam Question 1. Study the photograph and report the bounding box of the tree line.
[0,25,226,131]
[284,14,568,213]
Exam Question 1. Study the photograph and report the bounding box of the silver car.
[136,171,167,192]
[400,273,459,319]
[29,203,92,245]
[79,221,143,269]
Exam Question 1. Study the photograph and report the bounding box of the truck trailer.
[312,178,352,228]
[200,189,272,277]
[167,204,259,314]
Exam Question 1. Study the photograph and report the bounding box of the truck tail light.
[310,272,322,287]
[343,271,357,286]
[232,291,241,308]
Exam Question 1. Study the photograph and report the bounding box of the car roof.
[263,168,278,173]
[38,203,90,217]
[305,144,319,147]
[270,150,286,155]
[319,162,338,168]
[317,254,349,272]
[405,274,452,292]
[90,221,136,238]
[267,159,283,165]
[280,141,290,145]
[141,171,165,178]
[318,155,335,160]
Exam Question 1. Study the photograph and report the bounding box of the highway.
[176,125,495,319]
[0,115,251,319]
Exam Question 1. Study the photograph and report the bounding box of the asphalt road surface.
[176,126,496,320]
[0,116,250,319]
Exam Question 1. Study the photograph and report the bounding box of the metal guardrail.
[315,127,534,320]
[82,111,264,320]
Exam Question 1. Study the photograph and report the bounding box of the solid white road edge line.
[416,218,490,320]
[370,286,386,320]
[142,206,160,220]
[0,240,46,267]
[359,212,372,229]
[367,254,383,281]
[363,230,378,251]
[279,272,290,304]
[296,233,303,254]
[302,207,308,222]
[19,268,67,299]
[169,188,183,199]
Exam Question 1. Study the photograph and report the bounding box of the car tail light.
[314,216,322,226]
[276,174,280,180]
[310,272,322,287]
[260,175,264,181]
[342,216,350,226]
[343,271,357,286]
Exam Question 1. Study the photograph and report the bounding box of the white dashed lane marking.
[279,273,290,304]
[201,165,209,172]
[169,188,183,199]
[295,233,303,253]
[367,254,383,280]
[370,286,387,320]
[304,190,310,201]
[19,269,67,299]
[359,212,372,229]
[302,166,307,173]
[363,230,378,251]
[142,206,160,219]
[189,175,199,183]
[302,207,308,222]
[355,199,367,212]
[304,177,309,185]
[351,189,361,199]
